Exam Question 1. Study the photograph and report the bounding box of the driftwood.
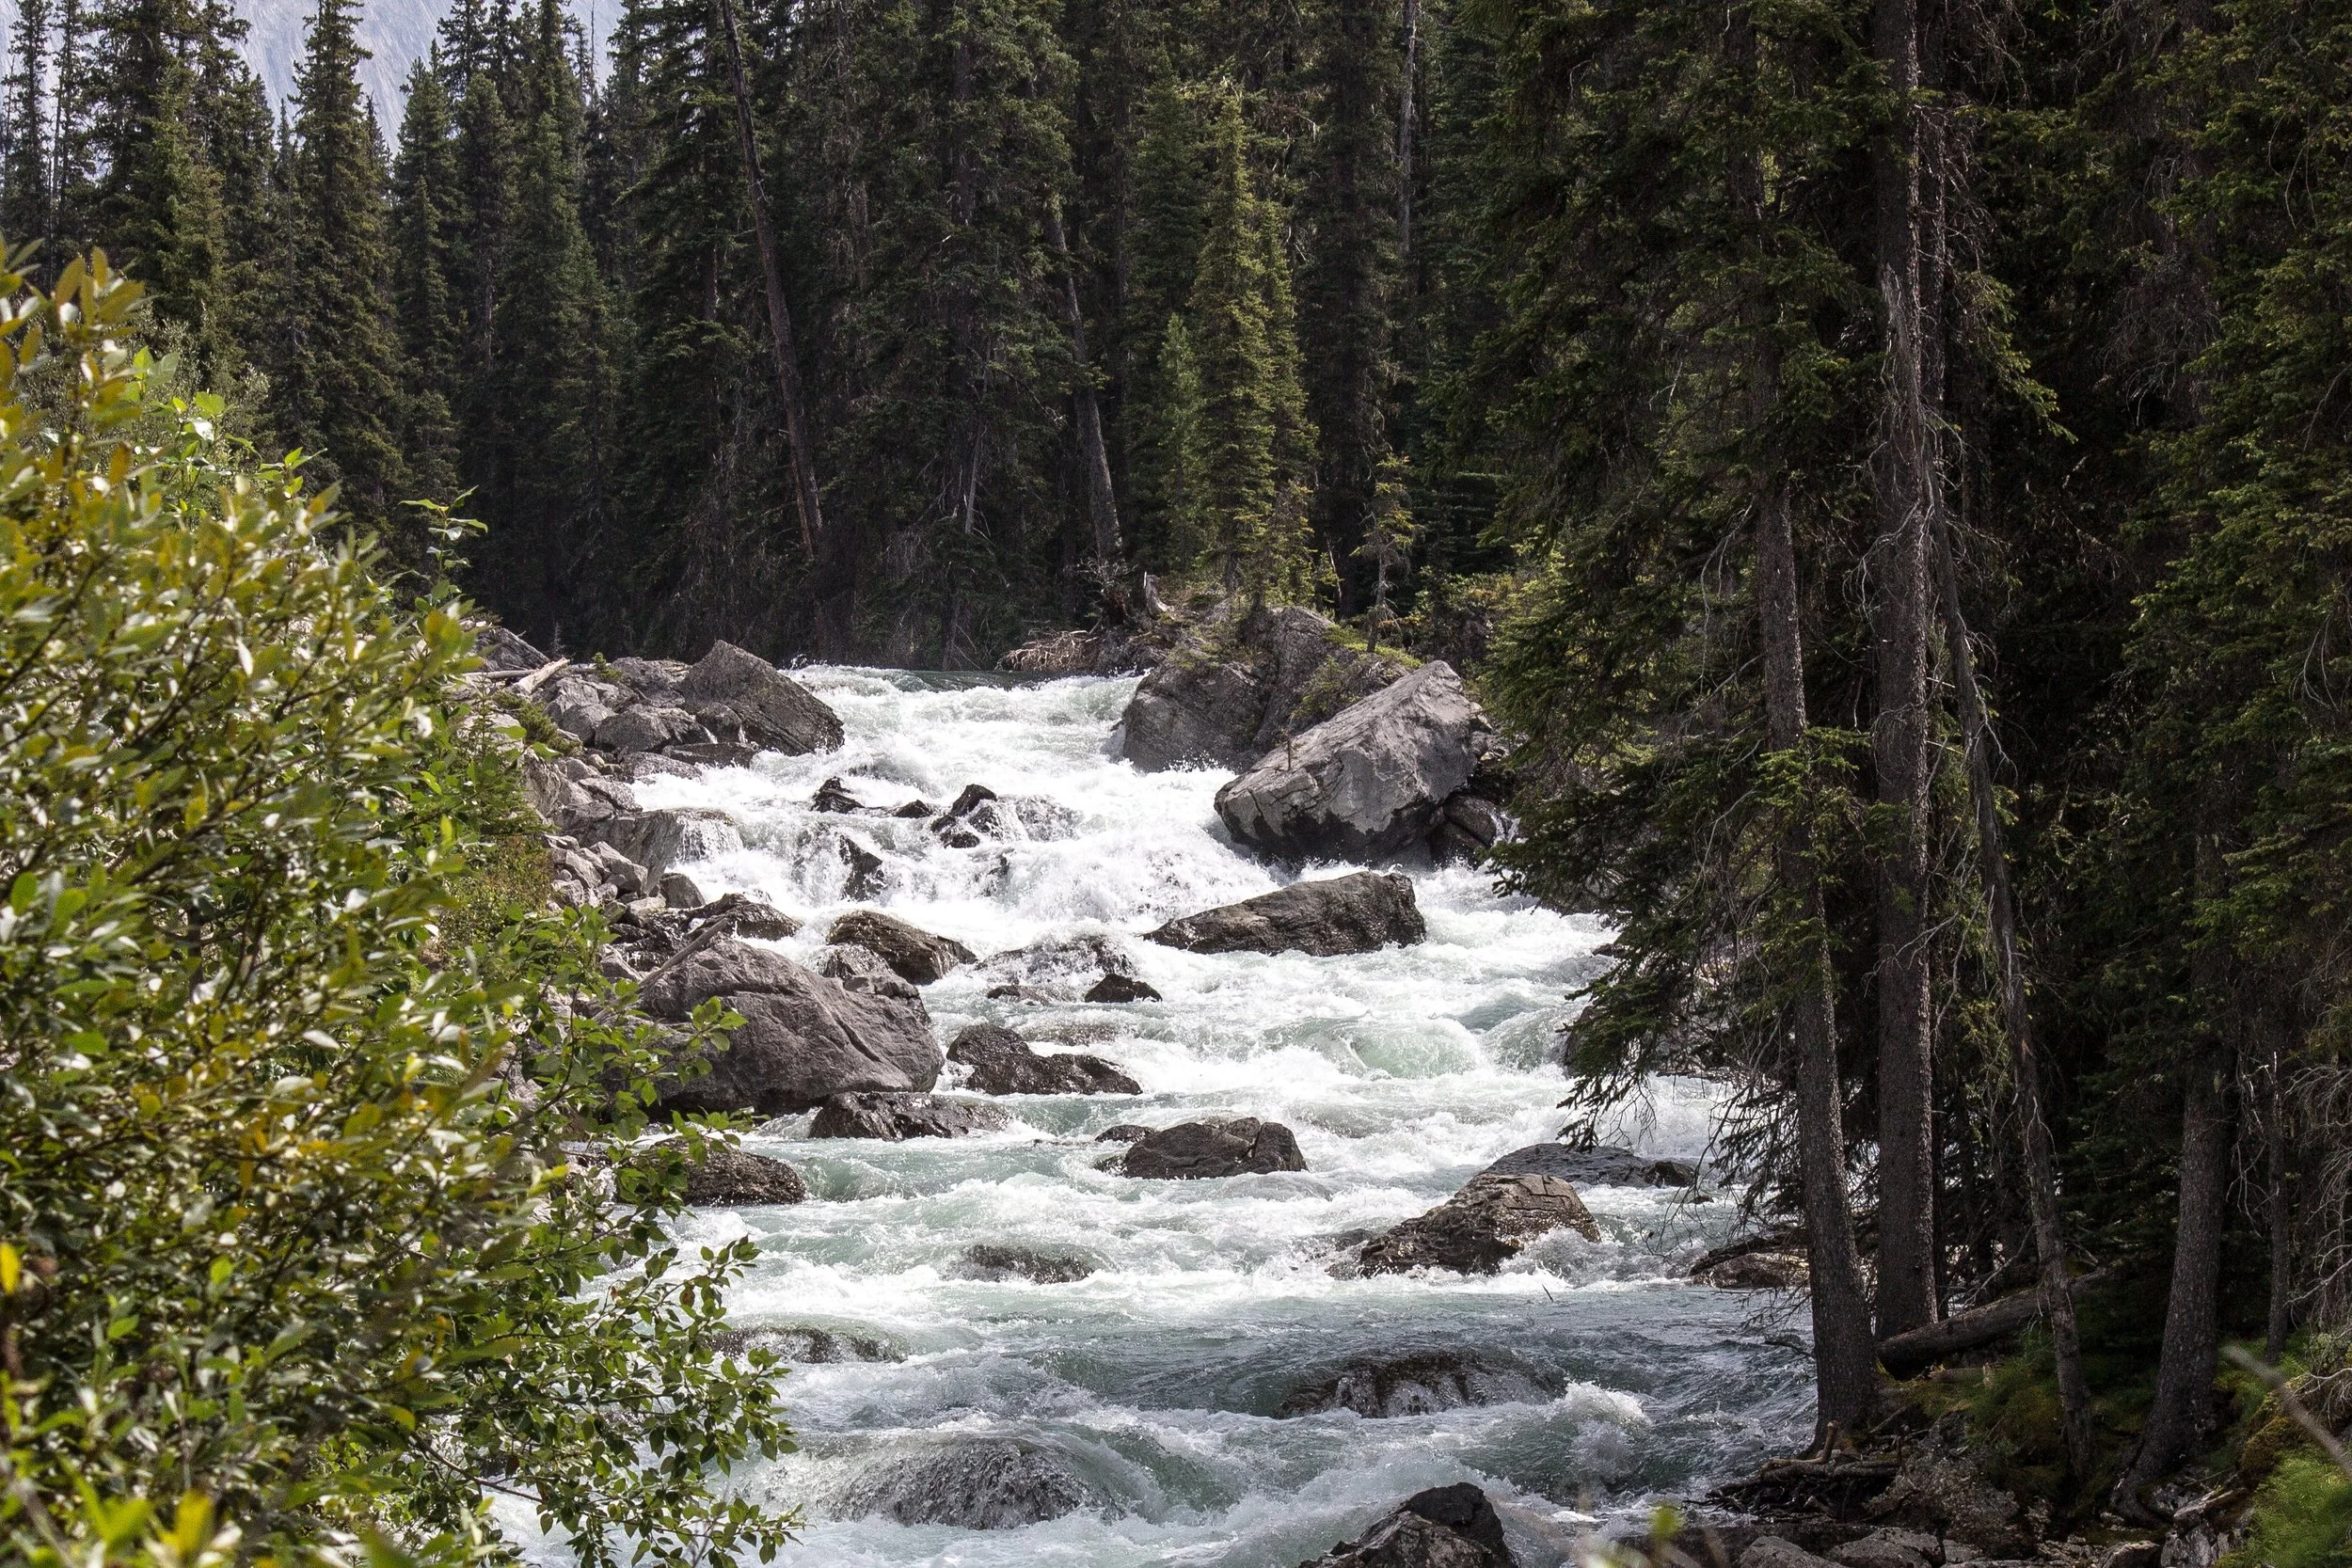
[1879,1268,2115,1376]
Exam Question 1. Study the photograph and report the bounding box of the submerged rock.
[1118,1117,1305,1179]
[1215,661,1489,864]
[640,939,940,1114]
[828,908,976,984]
[956,1243,1096,1284]
[680,1145,809,1207]
[1086,974,1162,1002]
[1094,1124,1153,1144]
[1477,1143,1698,1188]
[675,639,844,755]
[973,932,1148,1000]
[1279,1353,1547,1418]
[837,1438,1093,1530]
[1297,1482,1518,1567]
[1146,871,1425,958]
[1357,1173,1599,1276]
[948,1023,1140,1096]
[808,1090,1011,1140]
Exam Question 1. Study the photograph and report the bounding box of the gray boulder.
[1476,1144,1698,1188]
[582,807,744,877]
[640,940,940,1114]
[815,942,925,1003]
[828,908,976,984]
[1357,1173,1599,1276]
[1120,605,1407,772]
[585,841,651,897]
[675,640,844,755]
[1118,1117,1305,1179]
[476,625,549,671]
[1279,1352,1547,1418]
[680,1145,809,1206]
[1146,871,1424,958]
[973,932,1146,1001]
[659,870,709,910]
[948,1023,1140,1096]
[1429,791,1510,866]
[808,1091,1011,1140]
[606,657,689,702]
[837,1438,1093,1529]
[594,704,708,754]
[1697,1252,1809,1290]
[1215,661,1489,863]
[1297,1483,1518,1568]
[542,673,628,743]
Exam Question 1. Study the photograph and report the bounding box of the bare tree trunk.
[2119,832,2237,1507]
[1868,0,1941,1344]
[2265,1005,2294,1362]
[1396,0,1421,264]
[1044,199,1122,562]
[715,0,826,557]
[1931,525,2095,1478]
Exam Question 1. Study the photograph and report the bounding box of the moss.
[2221,1455,2352,1568]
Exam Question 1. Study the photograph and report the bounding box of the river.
[624,667,1813,1567]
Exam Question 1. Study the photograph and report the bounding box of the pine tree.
[273,0,407,538]
[2,0,52,245]
[391,53,464,505]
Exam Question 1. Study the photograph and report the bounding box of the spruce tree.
[2,0,51,245]
[273,0,407,538]
[391,53,464,505]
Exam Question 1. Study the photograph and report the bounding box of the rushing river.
[623,668,1813,1567]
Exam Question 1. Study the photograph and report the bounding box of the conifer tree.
[273,0,407,537]
[391,53,464,505]
[2,0,52,245]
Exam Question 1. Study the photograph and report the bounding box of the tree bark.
[2119,832,2237,1506]
[1868,0,1941,1345]
[1880,1269,2115,1376]
[1930,527,2095,1475]
[1396,0,1421,263]
[1044,199,1122,562]
[2264,1002,2293,1362]
[715,0,826,557]
[1734,0,1877,1440]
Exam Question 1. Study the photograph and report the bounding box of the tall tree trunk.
[1733,0,1877,1441]
[2119,832,2237,1506]
[2264,1002,2293,1362]
[1395,0,1420,263]
[1045,198,1122,562]
[715,0,826,557]
[1931,525,2096,1479]
[1868,0,1941,1344]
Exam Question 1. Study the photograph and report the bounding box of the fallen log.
[1879,1268,2115,1376]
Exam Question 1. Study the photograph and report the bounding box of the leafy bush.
[0,253,793,1563]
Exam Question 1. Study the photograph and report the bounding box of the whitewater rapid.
[625,668,1812,1567]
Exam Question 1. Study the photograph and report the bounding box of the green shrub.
[2226,1455,2352,1568]
[0,253,792,1564]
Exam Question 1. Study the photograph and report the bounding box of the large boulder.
[675,640,845,756]
[827,909,976,984]
[1279,1353,1547,1418]
[1297,1483,1518,1568]
[948,1022,1140,1095]
[1476,1144,1698,1188]
[1215,661,1489,863]
[543,673,628,742]
[640,940,940,1114]
[836,1438,1094,1529]
[1118,1117,1306,1179]
[808,1090,1011,1140]
[1146,871,1425,958]
[814,942,924,1003]
[1356,1174,1599,1276]
[476,625,549,671]
[974,933,1149,1001]
[955,1243,1095,1284]
[1120,605,1407,772]
[582,807,744,877]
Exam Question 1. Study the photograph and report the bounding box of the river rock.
[828,908,977,984]
[1831,1531,1944,1568]
[1147,871,1425,958]
[973,933,1148,1000]
[543,673,628,741]
[1865,1426,2036,1559]
[659,870,709,910]
[585,841,652,897]
[582,807,744,877]
[681,891,802,940]
[640,940,941,1114]
[1215,662,1488,863]
[1086,974,1162,1002]
[809,1090,1011,1140]
[1119,1117,1305,1179]
[675,639,845,755]
[1357,1173,1599,1275]
[1477,1143,1698,1188]
[838,1438,1092,1529]
[956,1243,1095,1284]
[1744,1541,1841,1568]
[477,625,549,671]
[949,1023,1141,1095]
[681,1145,809,1206]
[1279,1353,1547,1418]
[812,776,866,813]
[1298,1482,1518,1568]
[595,703,708,754]
[1095,1124,1153,1143]
[1120,604,1407,772]
[721,1324,904,1364]
[1698,1251,1809,1290]
[1429,791,1511,865]
[815,942,925,1003]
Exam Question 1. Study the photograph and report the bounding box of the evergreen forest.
[5,0,2352,1561]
